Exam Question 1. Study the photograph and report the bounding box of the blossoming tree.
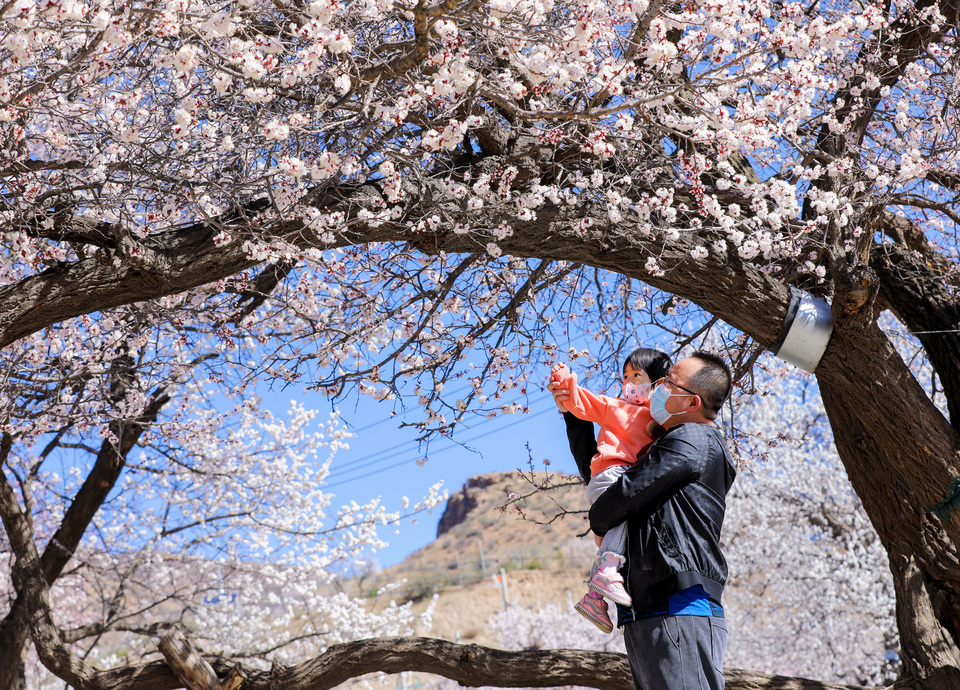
[0,327,450,688]
[2,0,960,686]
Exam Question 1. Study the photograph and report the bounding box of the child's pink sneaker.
[575,592,613,634]
[588,552,632,606]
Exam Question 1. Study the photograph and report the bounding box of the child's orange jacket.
[552,369,655,477]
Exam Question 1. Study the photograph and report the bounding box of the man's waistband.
[616,586,724,625]
[633,598,724,620]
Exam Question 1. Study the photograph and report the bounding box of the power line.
[325,391,559,480]
[326,401,558,485]
[331,328,603,441]
[325,329,627,487]
[325,403,560,489]
[335,379,501,435]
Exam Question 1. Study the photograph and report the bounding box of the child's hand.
[548,362,574,412]
[550,362,570,385]
[547,379,570,412]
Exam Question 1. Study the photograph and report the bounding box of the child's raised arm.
[549,362,608,424]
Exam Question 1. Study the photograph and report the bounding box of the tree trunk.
[0,394,169,690]
[819,381,960,688]
[870,243,960,429]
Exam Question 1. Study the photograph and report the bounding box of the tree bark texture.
[0,634,887,690]
[819,381,960,690]
[870,243,960,429]
[159,628,240,690]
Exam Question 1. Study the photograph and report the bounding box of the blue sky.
[282,322,687,568]
[301,384,583,568]
[249,296,690,568]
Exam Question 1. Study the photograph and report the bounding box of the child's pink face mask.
[622,382,652,405]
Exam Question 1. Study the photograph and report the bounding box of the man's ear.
[687,395,703,413]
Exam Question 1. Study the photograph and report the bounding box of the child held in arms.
[549,348,671,633]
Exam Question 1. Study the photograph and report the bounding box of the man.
[552,351,736,690]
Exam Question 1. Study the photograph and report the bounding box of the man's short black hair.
[623,348,672,382]
[687,351,732,419]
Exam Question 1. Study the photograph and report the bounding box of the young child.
[550,348,671,633]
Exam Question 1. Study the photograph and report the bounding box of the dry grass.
[408,568,590,647]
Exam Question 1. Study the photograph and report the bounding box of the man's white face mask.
[648,382,691,424]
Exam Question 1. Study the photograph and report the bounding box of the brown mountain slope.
[386,471,593,594]
[372,471,600,647]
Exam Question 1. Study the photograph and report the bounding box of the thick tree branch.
[3,173,960,550]
[0,222,257,349]
[875,211,954,278]
[871,240,960,428]
[0,434,100,688]
[159,628,245,690]
[844,0,956,146]
[0,628,885,690]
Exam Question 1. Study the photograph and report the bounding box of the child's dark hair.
[623,348,672,382]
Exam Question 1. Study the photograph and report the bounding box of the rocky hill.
[371,471,601,647]
[384,471,593,595]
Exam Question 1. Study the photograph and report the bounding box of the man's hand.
[594,533,603,547]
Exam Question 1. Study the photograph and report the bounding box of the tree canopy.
[2,0,960,686]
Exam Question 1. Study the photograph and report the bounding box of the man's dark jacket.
[565,413,737,610]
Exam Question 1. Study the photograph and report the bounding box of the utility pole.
[479,538,488,576]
